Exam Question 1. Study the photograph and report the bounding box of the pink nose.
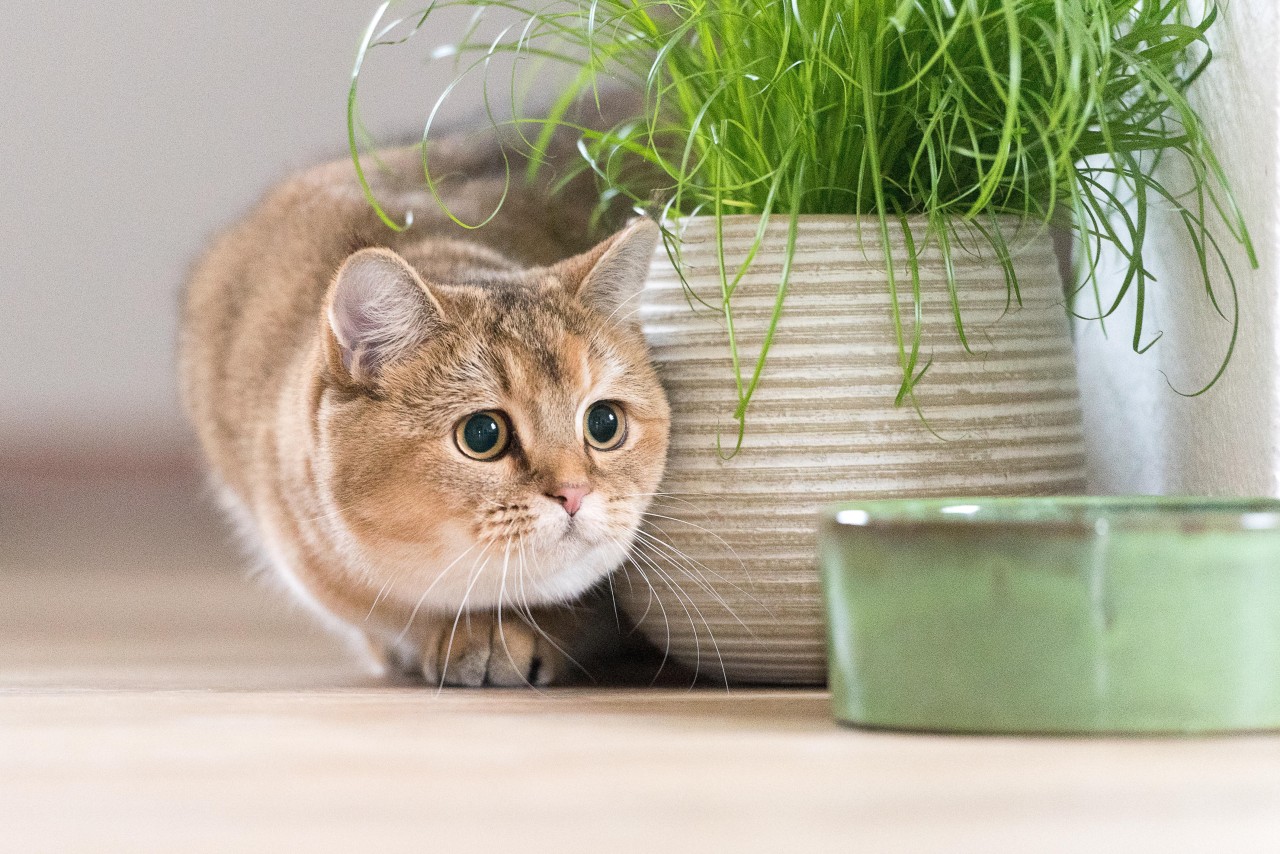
[547,484,591,516]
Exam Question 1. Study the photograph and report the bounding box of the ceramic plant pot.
[617,215,1086,684]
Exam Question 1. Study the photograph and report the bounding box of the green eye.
[584,401,626,451]
[455,411,510,461]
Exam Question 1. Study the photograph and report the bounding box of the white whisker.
[631,542,757,640]
[620,558,672,684]
[641,512,751,580]
[392,540,481,644]
[513,533,592,683]
[605,569,621,632]
[632,527,770,623]
[495,538,533,689]
[365,575,397,623]
[436,540,494,691]
[630,546,728,689]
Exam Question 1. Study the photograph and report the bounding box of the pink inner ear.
[568,219,661,318]
[329,249,439,382]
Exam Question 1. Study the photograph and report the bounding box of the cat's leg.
[371,582,623,687]
[419,609,559,687]
[362,610,562,687]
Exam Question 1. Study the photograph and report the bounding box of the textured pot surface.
[618,215,1086,685]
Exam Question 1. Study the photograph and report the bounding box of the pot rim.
[663,212,1045,225]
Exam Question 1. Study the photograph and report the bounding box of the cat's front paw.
[389,611,563,687]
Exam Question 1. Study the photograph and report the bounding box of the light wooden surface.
[4,473,1280,852]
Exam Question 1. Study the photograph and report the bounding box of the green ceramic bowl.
[819,497,1280,734]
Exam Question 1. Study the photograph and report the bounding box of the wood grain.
[3,475,1278,853]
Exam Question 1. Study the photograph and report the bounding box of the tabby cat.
[180,124,670,686]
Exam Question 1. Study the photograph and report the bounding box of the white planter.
[619,215,1086,684]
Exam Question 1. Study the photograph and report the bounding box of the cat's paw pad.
[419,612,559,688]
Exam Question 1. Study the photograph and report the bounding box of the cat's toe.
[363,634,425,681]
[429,623,491,687]
[445,644,491,687]
[384,645,425,681]
[485,621,541,687]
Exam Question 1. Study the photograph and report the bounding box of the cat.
[179,119,670,687]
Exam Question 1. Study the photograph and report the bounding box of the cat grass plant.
[350,0,1255,440]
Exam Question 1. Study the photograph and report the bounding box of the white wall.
[0,1,532,456]
[5,1,1275,495]
[1075,0,1279,497]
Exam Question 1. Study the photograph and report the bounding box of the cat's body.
[181,122,669,686]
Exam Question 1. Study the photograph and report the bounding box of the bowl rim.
[823,496,1280,534]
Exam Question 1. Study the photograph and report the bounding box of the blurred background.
[0,0,542,477]
[0,0,1275,491]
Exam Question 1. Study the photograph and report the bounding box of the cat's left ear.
[555,218,660,319]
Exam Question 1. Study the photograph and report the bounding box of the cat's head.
[312,219,669,612]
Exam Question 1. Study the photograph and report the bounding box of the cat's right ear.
[555,218,660,320]
[323,248,444,387]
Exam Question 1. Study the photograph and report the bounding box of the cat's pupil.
[464,414,501,453]
[587,404,618,444]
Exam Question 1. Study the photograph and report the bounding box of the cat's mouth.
[555,514,607,547]
[558,517,584,541]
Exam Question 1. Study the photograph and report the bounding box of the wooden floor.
[4,472,1280,852]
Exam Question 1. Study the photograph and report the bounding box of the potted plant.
[351,0,1254,683]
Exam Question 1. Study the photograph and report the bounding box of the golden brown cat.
[180,125,669,686]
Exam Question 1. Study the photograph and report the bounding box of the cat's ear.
[556,218,659,320]
[324,247,444,385]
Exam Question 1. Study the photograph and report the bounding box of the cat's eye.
[584,401,626,451]
[455,410,511,461]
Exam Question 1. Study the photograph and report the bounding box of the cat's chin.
[361,523,635,612]
[519,534,632,604]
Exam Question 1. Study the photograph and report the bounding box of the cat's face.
[313,220,668,611]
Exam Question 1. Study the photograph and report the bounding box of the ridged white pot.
[619,215,1086,685]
